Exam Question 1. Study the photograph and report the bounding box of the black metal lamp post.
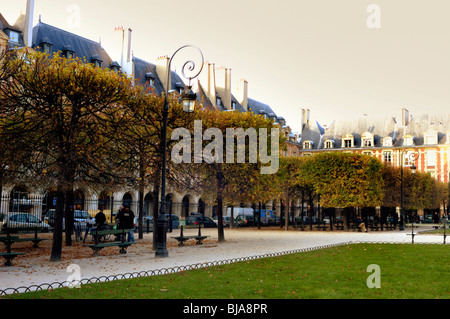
[155,45,204,258]
[400,150,419,231]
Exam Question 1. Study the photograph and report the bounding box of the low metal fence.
[1,240,448,296]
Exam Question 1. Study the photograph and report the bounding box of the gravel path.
[0,227,446,294]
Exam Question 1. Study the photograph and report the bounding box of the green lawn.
[3,243,449,299]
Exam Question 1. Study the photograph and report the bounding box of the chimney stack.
[237,78,248,111]
[127,28,132,63]
[301,108,310,131]
[215,66,232,109]
[402,108,411,126]
[156,56,171,92]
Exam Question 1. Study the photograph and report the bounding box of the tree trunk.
[216,171,225,242]
[50,187,64,262]
[64,189,74,246]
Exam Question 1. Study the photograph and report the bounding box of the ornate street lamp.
[155,45,204,258]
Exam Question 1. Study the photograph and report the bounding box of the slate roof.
[248,98,281,122]
[32,22,113,68]
[133,56,186,95]
[195,82,246,112]
[301,111,450,149]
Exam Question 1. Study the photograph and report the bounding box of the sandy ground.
[0,226,446,293]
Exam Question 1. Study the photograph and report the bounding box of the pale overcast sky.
[2,0,450,132]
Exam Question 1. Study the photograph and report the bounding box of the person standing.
[116,204,135,242]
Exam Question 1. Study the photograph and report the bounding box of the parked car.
[43,209,56,227]
[74,210,95,228]
[237,214,257,227]
[185,215,217,228]
[223,216,244,227]
[0,213,51,232]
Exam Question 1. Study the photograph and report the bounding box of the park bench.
[171,224,209,246]
[0,252,27,266]
[315,221,328,231]
[0,226,47,252]
[383,222,396,230]
[83,228,134,256]
[334,220,344,230]
[368,221,380,231]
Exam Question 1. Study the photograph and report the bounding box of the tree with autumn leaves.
[0,49,135,260]
[170,109,283,241]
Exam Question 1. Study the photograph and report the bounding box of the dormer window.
[109,61,121,72]
[39,37,53,54]
[216,97,222,107]
[277,117,286,126]
[259,110,267,119]
[63,44,75,59]
[324,139,334,149]
[9,30,19,43]
[424,129,438,145]
[403,135,414,146]
[303,140,313,150]
[231,101,236,110]
[382,136,393,147]
[91,55,102,68]
[342,133,354,148]
[361,132,374,147]
[175,82,184,94]
[145,72,155,87]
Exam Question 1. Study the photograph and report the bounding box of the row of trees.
[0,49,280,260]
[0,49,447,260]
[275,153,448,229]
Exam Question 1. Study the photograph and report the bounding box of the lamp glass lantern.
[181,86,196,113]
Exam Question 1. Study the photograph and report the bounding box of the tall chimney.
[301,108,310,130]
[237,78,248,111]
[215,66,231,109]
[402,108,410,126]
[156,56,171,92]
[197,61,217,107]
[127,28,132,63]
[24,0,35,47]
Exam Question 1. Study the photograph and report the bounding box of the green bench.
[315,221,328,231]
[334,220,344,230]
[171,224,209,247]
[0,252,26,266]
[84,228,134,256]
[0,227,48,252]
[368,222,381,231]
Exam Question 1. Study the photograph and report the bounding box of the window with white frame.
[404,151,414,166]
[342,133,354,148]
[424,130,438,145]
[383,151,392,163]
[324,140,334,149]
[403,135,414,146]
[303,141,313,150]
[426,149,436,167]
[361,132,374,147]
[382,136,393,147]
[9,31,19,43]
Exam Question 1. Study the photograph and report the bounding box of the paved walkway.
[0,227,446,294]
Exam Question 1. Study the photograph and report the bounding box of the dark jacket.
[116,208,135,229]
